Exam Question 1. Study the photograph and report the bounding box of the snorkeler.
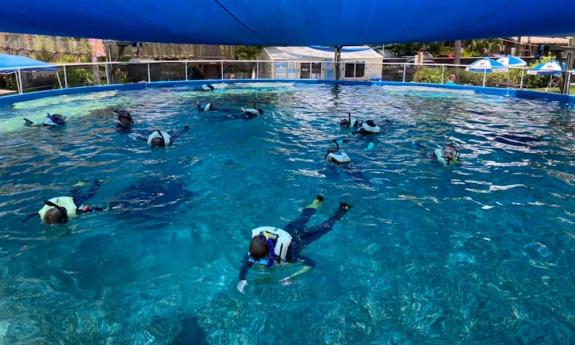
[325,139,351,164]
[237,195,351,293]
[196,101,214,112]
[240,103,264,119]
[23,113,66,128]
[23,180,106,225]
[201,84,215,92]
[114,109,134,130]
[354,120,381,135]
[146,125,190,148]
[340,113,360,130]
[432,143,461,165]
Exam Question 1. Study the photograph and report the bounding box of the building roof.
[513,36,571,45]
[264,46,382,61]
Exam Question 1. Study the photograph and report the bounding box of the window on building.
[344,62,366,78]
[311,63,322,74]
[344,63,355,78]
[355,63,365,78]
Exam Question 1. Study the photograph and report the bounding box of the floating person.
[23,113,66,128]
[325,139,351,164]
[145,126,190,148]
[114,109,134,130]
[340,112,360,130]
[196,100,214,112]
[354,120,381,135]
[201,84,215,91]
[431,143,461,165]
[237,195,351,293]
[22,180,106,225]
[240,103,264,119]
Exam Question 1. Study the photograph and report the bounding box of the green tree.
[235,46,262,60]
[462,39,503,57]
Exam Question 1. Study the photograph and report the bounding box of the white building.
[258,46,382,80]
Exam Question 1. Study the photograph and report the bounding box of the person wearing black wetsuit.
[237,195,351,293]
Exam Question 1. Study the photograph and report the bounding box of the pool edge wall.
[0,79,574,107]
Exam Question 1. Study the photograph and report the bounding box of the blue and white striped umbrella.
[465,58,508,73]
[496,55,527,67]
[527,61,563,76]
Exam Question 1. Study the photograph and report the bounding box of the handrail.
[1,59,573,96]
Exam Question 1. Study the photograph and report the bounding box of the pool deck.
[0,79,574,107]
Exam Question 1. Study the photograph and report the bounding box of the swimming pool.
[1,82,575,344]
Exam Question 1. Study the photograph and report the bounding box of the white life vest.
[38,196,77,222]
[251,226,292,263]
[361,122,381,134]
[241,107,261,117]
[43,117,56,127]
[147,130,171,146]
[327,151,351,164]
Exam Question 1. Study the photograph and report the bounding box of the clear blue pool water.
[1,83,575,344]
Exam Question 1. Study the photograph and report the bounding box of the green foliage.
[64,68,94,87]
[413,67,445,83]
[236,46,262,60]
[387,42,451,57]
[462,39,503,57]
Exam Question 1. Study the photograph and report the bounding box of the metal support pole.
[221,61,224,79]
[147,63,151,82]
[402,64,407,82]
[63,65,68,88]
[520,68,524,89]
[16,69,23,94]
[55,70,63,88]
[482,70,487,87]
[105,63,110,85]
[441,65,445,84]
[256,62,259,79]
[185,62,188,81]
[334,46,342,80]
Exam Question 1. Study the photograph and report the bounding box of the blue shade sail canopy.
[0,0,573,45]
[496,55,528,67]
[465,58,508,73]
[0,54,55,73]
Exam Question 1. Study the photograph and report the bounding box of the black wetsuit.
[71,180,103,208]
[238,205,347,280]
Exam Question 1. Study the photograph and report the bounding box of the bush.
[413,67,444,83]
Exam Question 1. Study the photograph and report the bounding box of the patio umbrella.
[527,60,564,92]
[465,58,507,87]
[527,60,563,76]
[496,55,527,67]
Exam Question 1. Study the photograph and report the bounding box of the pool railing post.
[256,61,259,79]
[402,64,407,82]
[147,63,151,83]
[16,68,23,94]
[221,61,224,80]
[441,64,445,84]
[184,62,188,81]
[482,70,486,87]
[63,65,68,88]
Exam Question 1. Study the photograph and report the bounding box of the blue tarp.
[0,1,573,45]
[0,54,55,72]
